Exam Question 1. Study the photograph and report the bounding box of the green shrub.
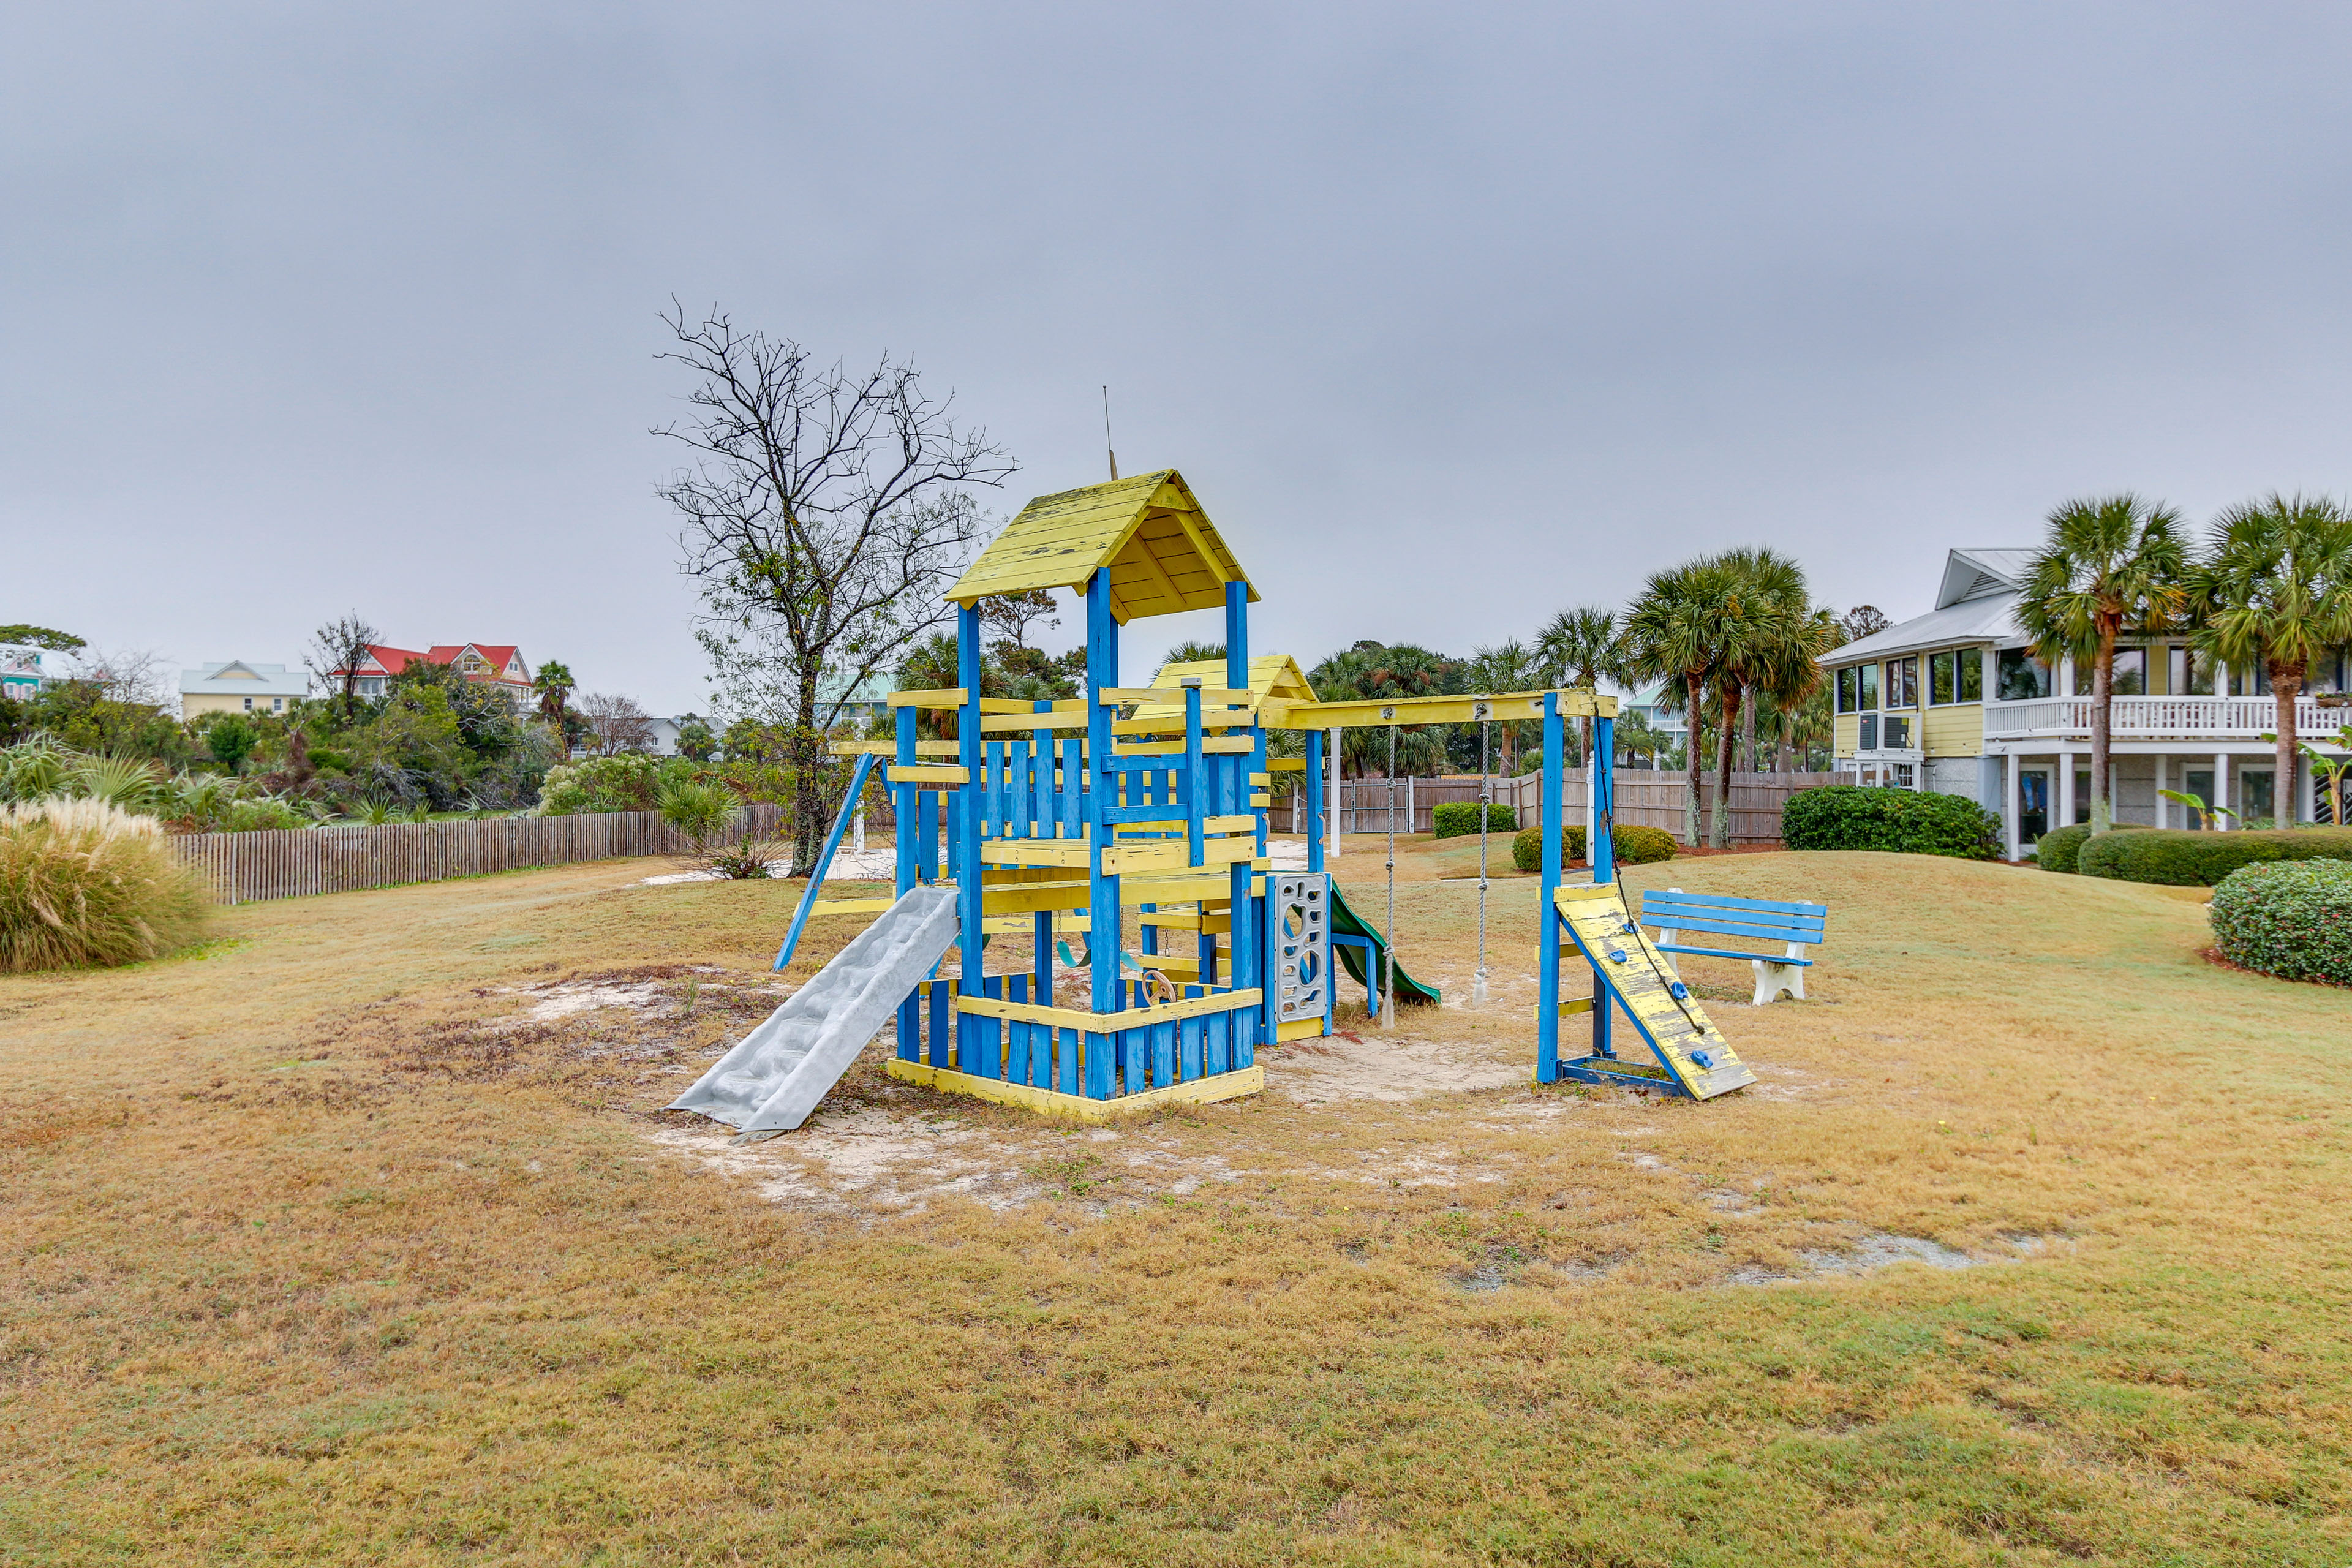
[537,754,662,816]
[1781,786,2001,859]
[1612,825,1678,865]
[2034,821,2150,875]
[2209,859,2352,985]
[1433,802,1516,839]
[658,778,741,854]
[2077,826,2352,886]
[1511,823,1678,872]
[0,798,208,971]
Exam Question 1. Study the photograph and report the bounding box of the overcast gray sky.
[7,3,2350,712]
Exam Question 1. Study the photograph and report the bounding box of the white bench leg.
[1652,888,1683,979]
[1749,942,1807,1006]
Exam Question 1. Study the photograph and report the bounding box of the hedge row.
[2033,820,2148,875]
[1781,786,2002,859]
[2211,859,2352,985]
[1510,824,1677,872]
[2076,826,2352,886]
[1432,802,1518,839]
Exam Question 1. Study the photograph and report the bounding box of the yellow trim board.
[1275,1017,1327,1042]
[885,1058,1264,1120]
[954,986,1264,1031]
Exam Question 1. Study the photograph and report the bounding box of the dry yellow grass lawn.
[2,837,2348,1564]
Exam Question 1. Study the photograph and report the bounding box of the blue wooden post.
[1306,727,1324,873]
[957,605,984,1072]
[1590,711,1616,1060]
[773,750,875,971]
[1184,681,1205,865]
[1537,690,1564,1084]
[894,703,920,1060]
[1224,581,1256,1059]
[1085,570,1120,1096]
[1591,714,1617,885]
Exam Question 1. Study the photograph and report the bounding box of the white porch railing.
[1986,695,2340,740]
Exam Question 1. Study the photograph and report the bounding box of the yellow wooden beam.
[888,764,970,785]
[1099,836,1257,876]
[1112,814,1257,837]
[1096,685,1252,706]
[884,1059,1264,1120]
[887,687,967,708]
[1275,1017,1327,1042]
[953,986,1264,1031]
[978,712,1090,735]
[1115,735,1254,756]
[1263,689,1616,728]
[831,739,962,757]
[805,897,897,917]
[981,840,1095,869]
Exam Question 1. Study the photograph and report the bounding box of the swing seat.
[1641,888,1829,1007]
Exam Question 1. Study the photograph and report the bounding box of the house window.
[272,698,284,712]
[2231,665,2271,698]
[1857,663,1879,710]
[1836,666,1858,714]
[1997,649,2052,701]
[1885,657,1918,709]
[243,696,253,711]
[2309,652,2346,695]
[1929,652,1954,706]
[2075,767,2091,824]
[2073,648,2147,696]
[1958,648,1982,702]
[2166,646,2216,696]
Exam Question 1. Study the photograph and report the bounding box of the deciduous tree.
[657,303,1017,870]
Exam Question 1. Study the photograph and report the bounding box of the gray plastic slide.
[669,884,961,1140]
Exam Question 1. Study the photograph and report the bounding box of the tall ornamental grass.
[0,799,209,971]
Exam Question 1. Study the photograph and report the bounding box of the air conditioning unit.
[1883,716,1910,749]
[1859,715,1879,750]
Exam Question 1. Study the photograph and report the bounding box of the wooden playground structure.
[771,468,1755,1121]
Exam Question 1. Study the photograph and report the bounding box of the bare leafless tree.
[577,692,658,756]
[69,646,176,712]
[306,612,382,721]
[655,301,1019,870]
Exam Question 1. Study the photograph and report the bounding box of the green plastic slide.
[1326,879,1441,1006]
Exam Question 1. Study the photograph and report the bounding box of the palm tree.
[2016,496,2190,835]
[1467,638,1540,772]
[532,660,576,736]
[2188,494,2352,826]
[1534,606,1621,770]
[1695,548,1830,847]
[1621,557,1738,846]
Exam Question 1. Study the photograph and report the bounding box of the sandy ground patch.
[1262,1030,1525,1102]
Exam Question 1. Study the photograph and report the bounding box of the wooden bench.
[1641,888,1828,1007]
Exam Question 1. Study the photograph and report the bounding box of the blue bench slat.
[1657,943,1814,967]
[1650,913,1825,943]
[1642,890,1826,916]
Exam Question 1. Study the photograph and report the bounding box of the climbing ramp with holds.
[1550,883,1755,1100]
[668,884,962,1141]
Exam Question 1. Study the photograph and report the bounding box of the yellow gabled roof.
[1152,654,1317,707]
[945,469,1257,622]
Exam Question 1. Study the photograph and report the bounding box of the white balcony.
[1986,695,2346,742]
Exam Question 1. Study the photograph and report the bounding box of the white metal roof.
[179,660,312,696]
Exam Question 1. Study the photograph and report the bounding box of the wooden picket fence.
[1306,770,1836,845]
[172,804,786,905]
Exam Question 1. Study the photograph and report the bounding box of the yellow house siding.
[183,692,295,720]
[1923,703,1984,756]
[1833,714,1860,756]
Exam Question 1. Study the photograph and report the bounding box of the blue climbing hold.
[1668,981,1689,1001]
